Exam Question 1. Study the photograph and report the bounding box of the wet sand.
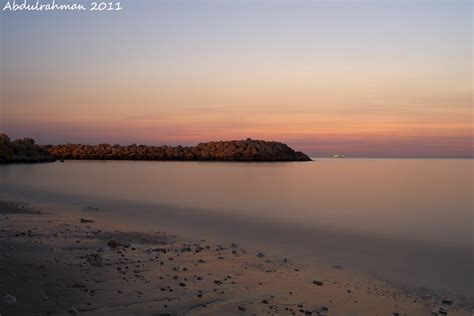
[0,200,470,315]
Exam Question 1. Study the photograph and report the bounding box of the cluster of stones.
[0,134,55,163]
[45,139,311,162]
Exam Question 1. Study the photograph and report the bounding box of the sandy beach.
[0,200,470,316]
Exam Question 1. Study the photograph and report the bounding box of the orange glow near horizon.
[1,1,472,157]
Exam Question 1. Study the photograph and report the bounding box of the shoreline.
[0,200,470,315]
[2,178,472,301]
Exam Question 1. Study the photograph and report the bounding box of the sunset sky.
[1,0,472,157]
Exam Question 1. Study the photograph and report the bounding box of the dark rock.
[80,218,95,223]
[441,298,453,305]
[0,134,55,163]
[438,307,448,315]
[313,280,324,286]
[256,252,265,258]
[69,306,79,314]
[107,239,120,248]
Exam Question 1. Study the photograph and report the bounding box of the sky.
[0,0,472,157]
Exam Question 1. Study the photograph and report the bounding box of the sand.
[0,200,470,315]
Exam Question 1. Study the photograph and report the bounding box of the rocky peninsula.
[45,139,312,161]
[0,134,311,162]
[0,134,55,163]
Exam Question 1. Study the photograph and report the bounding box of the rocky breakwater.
[45,139,312,161]
[0,134,55,163]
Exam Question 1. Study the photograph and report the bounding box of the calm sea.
[1,158,472,299]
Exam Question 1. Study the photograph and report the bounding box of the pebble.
[80,218,94,224]
[107,239,120,248]
[69,306,79,314]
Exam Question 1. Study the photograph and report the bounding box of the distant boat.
[333,154,345,158]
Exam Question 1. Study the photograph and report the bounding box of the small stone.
[107,239,119,248]
[442,298,453,305]
[256,252,265,258]
[313,280,324,286]
[80,218,94,223]
[69,306,79,314]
